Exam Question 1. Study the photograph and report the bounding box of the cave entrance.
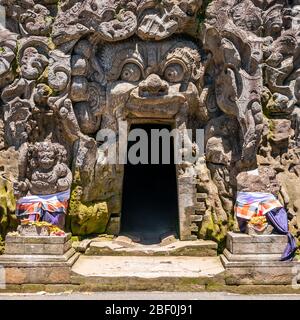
[120,123,179,244]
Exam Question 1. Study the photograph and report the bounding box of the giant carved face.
[98,38,204,120]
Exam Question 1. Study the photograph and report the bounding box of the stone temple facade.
[0,0,299,289]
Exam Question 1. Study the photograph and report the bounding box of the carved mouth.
[129,87,186,106]
[126,88,186,118]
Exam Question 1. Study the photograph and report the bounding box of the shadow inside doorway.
[120,124,179,244]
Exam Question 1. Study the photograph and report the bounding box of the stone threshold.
[83,239,218,257]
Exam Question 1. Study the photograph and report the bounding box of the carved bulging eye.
[120,63,142,82]
[164,64,184,83]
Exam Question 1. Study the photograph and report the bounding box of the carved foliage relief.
[0,0,299,244]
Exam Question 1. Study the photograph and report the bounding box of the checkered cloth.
[16,190,70,221]
[235,192,283,220]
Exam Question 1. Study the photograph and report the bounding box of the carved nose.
[139,74,169,97]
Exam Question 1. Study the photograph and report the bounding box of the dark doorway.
[120,123,179,244]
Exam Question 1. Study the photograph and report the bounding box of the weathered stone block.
[226,232,287,254]
[5,234,71,244]
[5,235,72,255]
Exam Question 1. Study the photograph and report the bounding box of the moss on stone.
[0,236,4,254]
[199,212,228,254]
[11,40,21,76]
[47,37,56,51]
[44,16,54,26]
[67,185,110,236]
[261,93,273,119]
[196,0,212,33]
[37,66,50,83]
[0,177,18,246]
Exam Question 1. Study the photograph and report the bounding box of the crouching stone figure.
[14,141,72,229]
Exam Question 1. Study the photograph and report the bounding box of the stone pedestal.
[0,233,79,284]
[221,232,295,285]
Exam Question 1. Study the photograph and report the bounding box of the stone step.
[223,248,282,261]
[70,255,225,289]
[0,248,78,265]
[85,239,218,257]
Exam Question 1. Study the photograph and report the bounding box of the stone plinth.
[221,232,295,285]
[0,233,80,285]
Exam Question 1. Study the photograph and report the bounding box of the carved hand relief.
[0,0,298,240]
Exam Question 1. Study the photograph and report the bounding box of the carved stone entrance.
[0,0,298,260]
[120,123,179,244]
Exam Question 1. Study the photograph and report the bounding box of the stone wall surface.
[0,0,298,249]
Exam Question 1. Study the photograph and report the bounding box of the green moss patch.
[67,186,110,236]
